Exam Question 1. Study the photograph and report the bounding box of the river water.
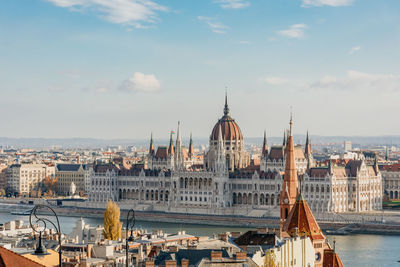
[1,212,399,267]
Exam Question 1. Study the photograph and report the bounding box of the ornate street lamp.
[29,204,62,266]
[126,209,136,267]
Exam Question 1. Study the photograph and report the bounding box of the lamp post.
[29,204,62,267]
[126,209,136,267]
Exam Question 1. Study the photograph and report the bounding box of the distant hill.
[1,135,400,149]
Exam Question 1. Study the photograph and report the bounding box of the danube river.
[1,212,400,267]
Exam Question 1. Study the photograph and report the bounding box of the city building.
[0,165,7,192]
[380,163,400,200]
[87,95,383,217]
[7,164,55,195]
[302,159,383,213]
[56,163,91,196]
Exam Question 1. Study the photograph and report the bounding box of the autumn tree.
[103,200,122,240]
[264,250,276,267]
[43,176,58,196]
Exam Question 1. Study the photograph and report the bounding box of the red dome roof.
[210,95,243,141]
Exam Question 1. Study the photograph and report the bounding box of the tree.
[0,188,5,197]
[264,250,276,267]
[43,176,58,196]
[103,200,122,240]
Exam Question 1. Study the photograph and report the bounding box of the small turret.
[168,131,174,155]
[262,130,269,155]
[188,132,194,158]
[149,132,155,155]
[283,130,286,146]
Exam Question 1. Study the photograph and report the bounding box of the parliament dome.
[210,95,243,141]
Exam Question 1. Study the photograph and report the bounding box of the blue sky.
[0,0,399,140]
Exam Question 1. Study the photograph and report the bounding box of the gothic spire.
[280,114,299,233]
[176,121,181,148]
[149,132,154,155]
[188,132,194,157]
[223,90,229,116]
[283,130,286,146]
[168,131,174,155]
[262,130,269,155]
[305,130,311,156]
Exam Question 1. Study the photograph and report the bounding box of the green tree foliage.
[103,200,122,240]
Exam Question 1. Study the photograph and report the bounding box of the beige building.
[8,163,55,195]
[56,164,90,196]
[0,165,7,192]
[380,163,400,200]
[302,159,382,213]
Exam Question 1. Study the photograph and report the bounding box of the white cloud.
[213,0,250,9]
[301,0,354,7]
[239,40,250,44]
[198,16,229,34]
[277,24,307,38]
[46,0,168,27]
[311,70,400,91]
[348,46,361,55]
[259,76,289,85]
[119,72,161,93]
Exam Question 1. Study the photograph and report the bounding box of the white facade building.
[7,163,55,195]
[302,160,383,213]
[380,163,400,200]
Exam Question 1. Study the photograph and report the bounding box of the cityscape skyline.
[1,0,399,139]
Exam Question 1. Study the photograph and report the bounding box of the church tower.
[280,114,299,234]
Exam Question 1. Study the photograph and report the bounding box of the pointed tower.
[224,90,229,116]
[305,131,311,156]
[188,132,194,158]
[262,130,269,155]
[280,114,299,233]
[215,124,226,172]
[282,130,286,146]
[175,121,183,169]
[149,132,155,155]
[305,130,314,169]
[168,131,174,155]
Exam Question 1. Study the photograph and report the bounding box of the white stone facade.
[7,163,55,195]
[302,160,383,213]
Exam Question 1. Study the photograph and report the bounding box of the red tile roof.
[380,163,400,172]
[323,248,344,267]
[155,147,168,159]
[0,247,45,267]
[283,194,325,241]
[210,114,243,141]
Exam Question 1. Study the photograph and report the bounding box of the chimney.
[87,244,92,258]
[181,259,189,267]
[211,251,222,261]
[235,252,247,260]
[165,260,177,267]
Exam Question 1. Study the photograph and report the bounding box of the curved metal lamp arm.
[29,204,62,266]
[126,209,136,267]
[126,209,136,232]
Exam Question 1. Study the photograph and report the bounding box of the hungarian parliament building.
[88,96,383,215]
